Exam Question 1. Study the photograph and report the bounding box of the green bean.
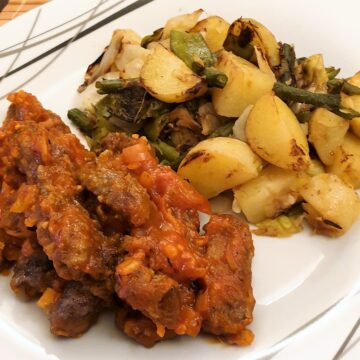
[326,66,340,80]
[67,108,96,134]
[210,121,234,137]
[278,43,296,85]
[152,140,180,163]
[342,81,360,96]
[170,30,216,72]
[141,27,163,48]
[273,82,340,108]
[273,82,360,119]
[95,79,126,94]
[203,67,228,88]
[143,113,169,141]
[327,78,343,94]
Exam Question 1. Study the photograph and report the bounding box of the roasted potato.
[328,133,360,188]
[246,94,310,171]
[351,118,360,138]
[300,173,360,236]
[212,50,274,117]
[224,18,280,67]
[233,165,302,223]
[190,16,230,52]
[306,159,325,177]
[178,137,263,198]
[341,71,360,138]
[253,46,276,78]
[308,108,349,166]
[162,9,203,39]
[140,44,207,103]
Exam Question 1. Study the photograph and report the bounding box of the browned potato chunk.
[340,71,360,137]
[300,173,360,236]
[328,133,360,188]
[233,165,302,223]
[178,137,263,198]
[212,50,274,117]
[246,94,310,171]
[351,118,360,138]
[308,108,349,166]
[140,44,206,103]
[190,16,230,52]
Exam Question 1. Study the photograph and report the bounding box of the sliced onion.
[232,105,253,142]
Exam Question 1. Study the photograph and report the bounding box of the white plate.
[1,0,360,359]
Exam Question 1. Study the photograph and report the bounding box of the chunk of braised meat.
[0,183,37,266]
[77,190,127,236]
[4,91,66,126]
[35,165,120,287]
[48,281,103,337]
[37,202,117,282]
[79,150,152,227]
[0,93,256,346]
[0,229,29,266]
[119,139,210,215]
[98,132,139,155]
[1,92,120,289]
[115,306,176,348]
[10,240,57,300]
[200,215,255,345]
[117,262,202,332]
[114,137,210,337]
[122,230,207,283]
[2,94,91,183]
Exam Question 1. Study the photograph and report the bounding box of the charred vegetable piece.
[277,43,296,85]
[145,99,174,118]
[141,27,164,48]
[209,121,234,137]
[224,24,254,61]
[273,82,360,119]
[95,85,147,133]
[203,67,228,88]
[298,54,328,92]
[143,113,170,141]
[95,79,126,94]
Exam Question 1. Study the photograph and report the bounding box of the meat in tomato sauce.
[0,91,255,347]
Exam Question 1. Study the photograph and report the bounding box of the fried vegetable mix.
[71,10,360,238]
